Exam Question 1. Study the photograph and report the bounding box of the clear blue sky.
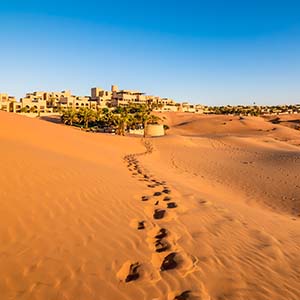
[1,0,300,105]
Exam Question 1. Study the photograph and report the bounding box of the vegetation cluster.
[60,104,162,136]
[205,104,300,116]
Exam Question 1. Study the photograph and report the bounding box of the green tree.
[102,107,109,114]
[95,108,103,123]
[113,111,129,136]
[61,108,78,126]
[148,114,161,124]
[20,106,29,113]
[78,108,95,129]
[100,111,115,127]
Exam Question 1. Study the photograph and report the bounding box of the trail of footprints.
[123,152,193,300]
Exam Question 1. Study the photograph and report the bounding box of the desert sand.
[1,111,300,300]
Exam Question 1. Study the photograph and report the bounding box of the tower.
[111,85,119,93]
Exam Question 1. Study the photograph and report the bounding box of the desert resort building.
[0,85,203,114]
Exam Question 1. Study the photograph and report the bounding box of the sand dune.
[1,111,300,300]
[264,113,300,131]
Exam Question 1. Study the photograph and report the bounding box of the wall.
[145,124,165,137]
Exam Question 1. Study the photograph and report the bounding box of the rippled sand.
[1,111,300,300]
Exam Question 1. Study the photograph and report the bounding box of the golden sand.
[1,111,300,300]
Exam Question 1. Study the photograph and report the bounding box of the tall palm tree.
[101,111,115,127]
[78,107,95,129]
[148,114,161,124]
[127,113,139,130]
[61,108,78,126]
[95,108,103,123]
[113,111,129,136]
[135,106,153,137]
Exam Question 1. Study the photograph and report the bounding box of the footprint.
[153,209,166,220]
[155,201,159,205]
[154,192,162,197]
[163,189,171,194]
[174,290,191,300]
[125,262,140,282]
[163,196,171,202]
[155,240,170,253]
[137,221,145,230]
[155,228,167,239]
[161,253,177,271]
[142,196,150,201]
[167,202,177,209]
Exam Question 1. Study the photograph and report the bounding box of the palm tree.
[61,108,78,126]
[95,108,103,123]
[21,106,29,113]
[127,113,140,130]
[101,111,115,127]
[113,111,129,136]
[78,107,95,129]
[102,107,109,114]
[148,114,161,124]
[133,106,148,136]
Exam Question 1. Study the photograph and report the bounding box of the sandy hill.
[1,111,300,300]
[264,113,300,131]
[159,112,300,140]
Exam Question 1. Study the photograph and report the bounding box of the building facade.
[1,84,184,114]
[0,93,16,112]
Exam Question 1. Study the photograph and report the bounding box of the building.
[110,85,148,106]
[179,102,197,113]
[195,104,205,114]
[0,84,182,114]
[20,92,48,113]
[18,90,94,112]
[90,87,112,107]
[59,94,91,110]
[0,93,16,112]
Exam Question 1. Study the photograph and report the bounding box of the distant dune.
[263,113,300,131]
[1,111,300,300]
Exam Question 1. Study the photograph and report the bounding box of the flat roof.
[118,90,145,95]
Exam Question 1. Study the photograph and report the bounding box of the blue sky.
[1,0,300,105]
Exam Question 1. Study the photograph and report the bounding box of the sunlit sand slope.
[1,111,300,300]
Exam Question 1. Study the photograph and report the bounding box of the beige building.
[19,90,92,112]
[1,84,182,114]
[20,92,48,113]
[0,93,16,112]
[110,85,148,106]
[91,85,178,109]
[195,104,205,114]
[59,95,91,110]
[153,103,179,112]
[179,102,197,113]
[91,87,112,107]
